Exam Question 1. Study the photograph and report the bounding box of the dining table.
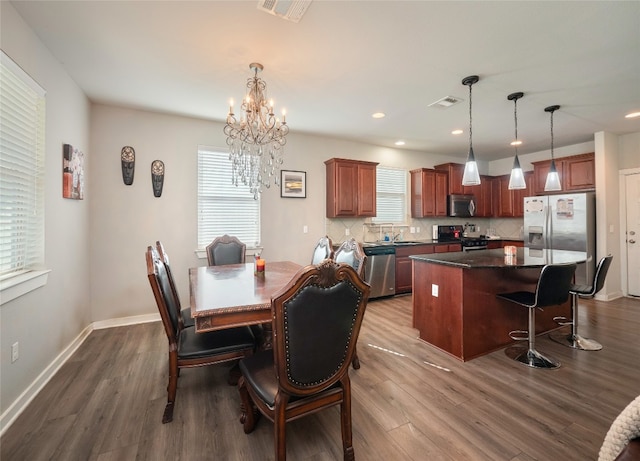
[189,260,302,349]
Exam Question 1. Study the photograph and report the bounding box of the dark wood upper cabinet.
[410,168,448,218]
[493,171,533,217]
[434,162,466,195]
[325,158,378,218]
[532,152,594,194]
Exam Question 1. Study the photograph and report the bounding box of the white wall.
[89,104,465,322]
[1,2,91,421]
[618,132,640,170]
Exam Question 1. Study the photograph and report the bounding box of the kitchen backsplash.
[325,217,524,244]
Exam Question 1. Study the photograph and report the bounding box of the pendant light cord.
[468,83,473,150]
[513,97,519,156]
[550,109,555,160]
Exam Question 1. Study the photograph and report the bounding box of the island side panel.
[413,261,572,362]
[413,260,464,359]
[460,267,546,360]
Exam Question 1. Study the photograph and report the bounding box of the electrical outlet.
[432,284,439,297]
[410,227,415,234]
[416,227,421,234]
[11,342,19,363]
[303,225,308,234]
[345,228,350,236]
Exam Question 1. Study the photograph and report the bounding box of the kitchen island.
[410,248,587,361]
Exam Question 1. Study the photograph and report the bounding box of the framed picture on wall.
[62,143,85,200]
[280,170,306,198]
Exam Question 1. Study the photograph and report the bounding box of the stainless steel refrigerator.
[523,192,596,286]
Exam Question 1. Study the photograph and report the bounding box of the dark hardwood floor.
[2,295,639,460]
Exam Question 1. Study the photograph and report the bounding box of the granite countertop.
[410,248,587,269]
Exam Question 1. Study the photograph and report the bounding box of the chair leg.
[351,346,360,369]
[238,377,259,433]
[550,293,603,351]
[274,393,290,461]
[506,307,560,369]
[163,353,179,423]
[340,379,355,461]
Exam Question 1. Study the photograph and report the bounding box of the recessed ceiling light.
[372,112,386,119]
[451,129,463,135]
[625,111,640,119]
[395,140,405,146]
[510,140,523,146]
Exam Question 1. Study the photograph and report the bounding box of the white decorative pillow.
[599,395,640,461]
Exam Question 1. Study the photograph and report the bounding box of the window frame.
[372,165,407,224]
[0,51,48,304]
[196,146,261,255]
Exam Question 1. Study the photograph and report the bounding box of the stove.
[436,225,488,251]
[460,236,489,251]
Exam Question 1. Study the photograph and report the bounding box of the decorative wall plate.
[121,146,135,185]
[151,160,165,197]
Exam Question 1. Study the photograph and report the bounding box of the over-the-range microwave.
[448,194,476,217]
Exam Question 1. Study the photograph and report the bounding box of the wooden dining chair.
[205,234,246,266]
[146,246,256,423]
[311,235,334,264]
[237,260,371,461]
[497,262,577,369]
[334,237,368,369]
[334,237,366,279]
[155,240,193,328]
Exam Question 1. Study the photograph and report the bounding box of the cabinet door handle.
[630,239,636,244]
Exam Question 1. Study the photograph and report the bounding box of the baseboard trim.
[0,313,160,436]
[92,312,160,330]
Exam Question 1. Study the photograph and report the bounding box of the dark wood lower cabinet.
[395,245,433,294]
[395,243,462,294]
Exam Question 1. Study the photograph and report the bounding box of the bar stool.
[497,262,577,369]
[550,255,613,351]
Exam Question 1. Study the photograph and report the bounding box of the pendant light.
[461,75,481,186]
[544,105,562,192]
[507,92,526,190]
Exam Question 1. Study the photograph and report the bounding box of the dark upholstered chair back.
[146,246,181,339]
[334,238,366,278]
[156,241,181,309]
[272,260,370,395]
[311,235,333,265]
[534,263,577,308]
[590,255,613,296]
[205,234,246,266]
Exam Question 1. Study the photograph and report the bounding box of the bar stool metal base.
[549,333,603,351]
[505,346,561,369]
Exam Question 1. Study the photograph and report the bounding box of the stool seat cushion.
[570,284,594,296]
[496,291,536,308]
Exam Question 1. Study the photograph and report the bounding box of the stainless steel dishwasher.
[363,245,396,299]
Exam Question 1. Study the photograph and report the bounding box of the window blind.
[0,51,46,279]
[197,147,260,249]
[373,166,406,224]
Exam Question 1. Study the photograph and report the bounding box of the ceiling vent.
[257,0,312,23]
[428,96,463,108]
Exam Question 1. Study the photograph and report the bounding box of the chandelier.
[224,62,289,199]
